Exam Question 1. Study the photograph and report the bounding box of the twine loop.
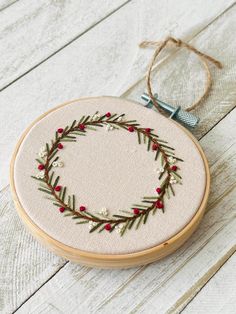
[140,37,222,113]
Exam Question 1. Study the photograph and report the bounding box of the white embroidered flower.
[38,151,47,158]
[53,161,64,167]
[167,156,176,164]
[88,221,98,230]
[36,170,45,179]
[99,207,109,217]
[155,167,165,175]
[170,175,177,184]
[115,224,124,234]
[106,124,114,131]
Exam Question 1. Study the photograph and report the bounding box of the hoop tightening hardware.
[141,93,200,128]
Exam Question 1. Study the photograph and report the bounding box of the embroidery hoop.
[10,38,221,268]
[10,97,210,268]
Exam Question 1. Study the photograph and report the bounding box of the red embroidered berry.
[106,112,111,117]
[133,208,140,215]
[155,200,164,209]
[80,206,86,212]
[57,128,63,134]
[156,187,162,194]
[145,128,151,133]
[128,126,134,132]
[171,165,177,171]
[79,124,85,130]
[58,143,63,149]
[105,223,112,231]
[38,164,45,171]
[54,185,62,192]
[152,143,158,150]
[59,207,65,213]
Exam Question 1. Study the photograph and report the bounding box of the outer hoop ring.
[10,96,210,269]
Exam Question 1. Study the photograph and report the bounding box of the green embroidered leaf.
[62,187,67,202]
[107,114,118,121]
[35,158,44,164]
[86,126,97,131]
[147,137,151,151]
[53,202,62,207]
[171,171,182,179]
[78,115,85,124]
[64,135,76,139]
[143,196,158,200]
[68,195,71,207]
[76,220,89,224]
[160,144,175,150]
[143,211,150,224]
[136,214,144,229]
[83,115,91,123]
[61,139,77,142]
[71,131,86,136]
[48,149,58,161]
[72,195,75,210]
[137,132,141,144]
[70,120,77,129]
[155,149,160,161]
[132,204,149,208]
[169,184,175,196]
[89,222,103,233]
[48,171,54,185]
[38,188,52,195]
[120,221,129,236]
[128,219,135,230]
[143,133,147,144]
[53,176,60,188]
[46,143,50,153]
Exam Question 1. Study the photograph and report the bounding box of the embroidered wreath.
[32,112,183,236]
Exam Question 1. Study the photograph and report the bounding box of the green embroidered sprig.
[32,112,183,236]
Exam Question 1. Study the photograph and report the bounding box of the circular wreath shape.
[32,110,184,236]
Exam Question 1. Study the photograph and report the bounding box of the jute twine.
[140,37,222,113]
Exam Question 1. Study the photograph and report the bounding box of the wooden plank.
[0,0,17,12]
[0,186,66,314]
[182,253,236,314]
[13,108,236,313]
[0,0,234,190]
[0,0,129,90]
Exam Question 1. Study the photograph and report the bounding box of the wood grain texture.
[182,253,236,314]
[0,0,234,189]
[0,0,128,90]
[0,187,66,314]
[14,108,236,314]
[0,0,17,12]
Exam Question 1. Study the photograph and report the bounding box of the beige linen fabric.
[14,97,206,254]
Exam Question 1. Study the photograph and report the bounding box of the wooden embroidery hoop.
[10,96,210,269]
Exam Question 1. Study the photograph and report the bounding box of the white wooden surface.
[0,1,235,313]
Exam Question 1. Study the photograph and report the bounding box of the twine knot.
[139,37,222,113]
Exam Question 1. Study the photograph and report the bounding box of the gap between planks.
[177,248,236,314]
[0,0,132,93]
